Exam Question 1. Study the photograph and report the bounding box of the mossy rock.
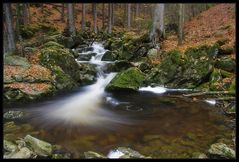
[51,65,78,91]
[43,41,64,49]
[185,44,219,60]
[215,57,236,72]
[4,55,31,68]
[107,60,134,72]
[101,51,118,61]
[39,45,81,82]
[106,67,145,91]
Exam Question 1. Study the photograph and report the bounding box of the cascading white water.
[31,42,131,127]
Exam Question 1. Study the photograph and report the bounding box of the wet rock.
[4,147,33,159]
[24,135,52,157]
[108,147,148,159]
[208,143,235,159]
[107,60,134,72]
[77,63,97,85]
[147,48,158,60]
[138,62,152,73]
[3,111,25,120]
[77,53,97,61]
[84,151,107,159]
[192,152,208,159]
[102,51,118,61]
[4,55,31,68]
[52,153,71,159]
[4,140,18,153]
[106,67,145,91]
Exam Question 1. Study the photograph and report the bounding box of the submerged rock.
[107,147,148,159]
[208,143,235,159]
[192,152,208,159]
[3,111,25,120]
[4,147,33,159]
[106,67,145,91]
[24,135,52,157]
[84,151,107,159]
[4,140,18,153]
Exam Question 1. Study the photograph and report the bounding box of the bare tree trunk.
[16,4,21,41]
[93,3,97,33]
[4,3,16,54]
[108,3,112,33]
[82,3,86,30]
[127,4,131,29]
[23,4,29,26]
[102,3,105,29]
[112,4,114,26]
[68,3,76,37]
[61,3,65,22]
[150,3,165,47]
[178,4,185,46]
[136,3,139,17]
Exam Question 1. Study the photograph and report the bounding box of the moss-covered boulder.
[4,55,31,68]
[208,143,235,159]
[50,65,78,90]
[215,56,236,72]
[101,51,118,61]
[39,43,81,82]
[105,60,134,72]
[145,50,185,87]
[106,67,145,91]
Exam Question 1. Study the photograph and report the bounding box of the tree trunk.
[112,4,114,26]
[93,3,97,33]
[127,4,131,29]
[178,4,185,46]
[82,3,86,30]
[68,3,76,37]
[23,4,29,26]
[16,4,21,41]
[4,3,16,54]
[108,3,112,33]
[150,3,165,47]
[136,3,139,17]
[102,3,105,29]
[61,3,65,22]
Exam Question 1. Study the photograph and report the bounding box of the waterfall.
[29,42,131,127]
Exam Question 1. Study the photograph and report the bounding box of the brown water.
[3,90,233,158]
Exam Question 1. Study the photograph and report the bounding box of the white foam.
[139,86,167,94]
[107,150,124,159]
[205,99,216,105]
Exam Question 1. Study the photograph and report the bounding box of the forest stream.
[3,42,234,158]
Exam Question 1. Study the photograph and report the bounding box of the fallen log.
[183,91,235,97]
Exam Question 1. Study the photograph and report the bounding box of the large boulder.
[106,67,145,91]
[39,43,81,81]
[4,55,31,68]
[24,135,53,157]
[146,45,216,89]
[208,143,235,159]
[105,60,134,72]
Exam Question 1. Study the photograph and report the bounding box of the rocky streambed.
[3,29,236,159]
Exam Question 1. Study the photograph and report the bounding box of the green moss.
[43,41,64,49]
[106,67,145,91]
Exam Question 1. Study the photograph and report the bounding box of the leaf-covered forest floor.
[162,4,235,55]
